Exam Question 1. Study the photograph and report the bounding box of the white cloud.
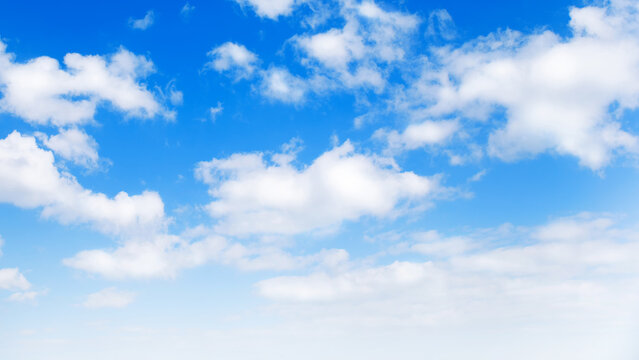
[0,41,169,126]
[256,213,639,352]
[259,261,432,301]
[235,0,303,19]
[402,1,639,169]
[129,10,155,30]
[426,9,456,40]
[293,1,419,91]
[64,229,349,279]
[209,102,223,121]
[207,42,259,79]
[468,169,487,182]
[36,128,99,169]
[375,119,459,152]
[0,268,30,291]
[0,131,166,236]
[181,3,195,17]
[169,88,183,106]
[82,287,135,308]
[195,140,440,235]
[259,67,308,103]
[7,290,46,302]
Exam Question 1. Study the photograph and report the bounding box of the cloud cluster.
[234,0,304,19]
[257,214,639,335]
[213,1,419,103]
[0,41,170,126]
[196,140,440,235]
[0,131,166,236]
[35,128,99,169]
[396,1,639,169]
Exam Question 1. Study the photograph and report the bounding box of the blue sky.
[1,0,639,359]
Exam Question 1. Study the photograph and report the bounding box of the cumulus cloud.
[0,41,169,126]
[259,67,308,103]
[375,119,459,152]
[400,1,639,169]
[195,140,440,236]
[218,1,419,103]
[83,287,136,308]
[0,131,165,236]
[293,1,418,91]
[207,42,259,79]
[0,268,30,292]
[129,10,155,30]
[235,0,304,19]
[36,128,99,169]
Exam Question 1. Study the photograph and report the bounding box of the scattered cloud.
[468,169,487,182]
[257,214,639,337]
[181,3,195,17]
[64,229,349,279]
[235,0,304,20]
[82,287,136,308]
[35,128,99,169]
[375,119,459,152]
[0,131,166,236]
[129,10,155,30]
[259,67,308,103]
[210,102,223,121]
[207,42,259,79]
[0,268,30,291]
[426,9,456,40]
[0,42,171,126]
[398,1,639,169]
[7,290,46,302]
[195,139,441,235]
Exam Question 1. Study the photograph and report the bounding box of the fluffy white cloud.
[36,128,99,169]
[0,41,169,126]
[0,268,30,291]
[401,1,639,169]
[375,119,459,152]
[82,287,136,308]
[259,67,308,103]
[207,42,259,79]
[195,140,440,235]
[0,131,165,236]
[235,0,303,19]
[129,10,154,30]
[293,1,418,91]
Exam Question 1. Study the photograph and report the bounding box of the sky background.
[1,0,639,359]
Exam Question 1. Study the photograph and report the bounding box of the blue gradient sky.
[1,0,639,359]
